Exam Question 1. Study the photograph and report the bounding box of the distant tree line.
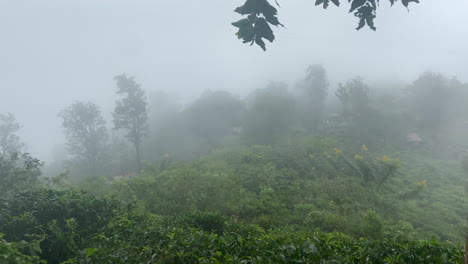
[3,66,468,180]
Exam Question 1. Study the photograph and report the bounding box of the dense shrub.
[177,210,227,234]
[0,152,42,198]
[63,211,463,264]
[0,189,119,264]
[0,234,44,264]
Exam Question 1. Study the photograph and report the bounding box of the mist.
[0,0,467,161]
[2,1,468,263]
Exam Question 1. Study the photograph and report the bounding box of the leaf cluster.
[233,0,420,50]
[232,0,283,51]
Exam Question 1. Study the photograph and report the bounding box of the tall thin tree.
[297,65,329,133]
[113,74,148,173]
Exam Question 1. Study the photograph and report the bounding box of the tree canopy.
[232,0,420,50]
[59,101,108,175]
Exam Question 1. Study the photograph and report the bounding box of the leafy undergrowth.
[109,139,468,244]
[0,234,45,264]
[0,190,464,263]
[66,211,463,264]
[2,137,468,263]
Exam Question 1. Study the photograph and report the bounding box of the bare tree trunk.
[135,139,141,173]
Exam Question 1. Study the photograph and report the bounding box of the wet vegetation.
[1,66,468,263]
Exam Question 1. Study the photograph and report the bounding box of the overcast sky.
[1,0,467,161]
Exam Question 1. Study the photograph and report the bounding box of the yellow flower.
[354,154,364,160]
[333,148,343,155]
[379,155,400,163]
[416,179,427,187]
[163,154,170,159]
[361,145,368,152]
[309,154,315,159]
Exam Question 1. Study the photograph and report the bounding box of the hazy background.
[0,0,467,161]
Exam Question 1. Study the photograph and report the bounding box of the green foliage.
[72,175,111,196]
[112,166,239,215]
[2,140,466,263]
[110,138,465,242]
[3,196,462,263]
[0,152,42,198]
[177,210,227,234]
[63,211,463,264]
[0,189,119,264]
[107,136,468,244]
[43,170,69,190]
[233,0,420,50]
[0,234,45,264]
[362,210,384,239]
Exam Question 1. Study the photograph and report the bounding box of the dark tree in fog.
[336,78,371,119]
[0,113,23,156]
[113,74,148,173]
[335,78,384,149]
[243,82,296,145]
[405,72,453,149]
[297,65,329,133]
[232,0,420,50]
[60,101,108,175]
[185,90,244,148]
